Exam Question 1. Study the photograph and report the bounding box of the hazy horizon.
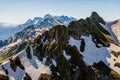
[0,0,120,24]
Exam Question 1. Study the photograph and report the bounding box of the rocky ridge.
[0,12,120,80]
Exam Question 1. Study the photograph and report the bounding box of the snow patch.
[63,50,71,60]
[52,59,57,67]
[69,37,81,51]
[69,35,120,74]
[0,46,51,80]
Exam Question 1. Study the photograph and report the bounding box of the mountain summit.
[90,11,106,24]
[44,14,53,19]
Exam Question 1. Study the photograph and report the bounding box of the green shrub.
[110,70,120,80]
[111,51,120,58]
[38,73,52,80]
[114,62,120,68]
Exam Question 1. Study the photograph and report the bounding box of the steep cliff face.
[0,12,120,80]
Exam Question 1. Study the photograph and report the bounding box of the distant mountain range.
[0,14,76,40]
[0,12,120,80]
[0,22,17,40]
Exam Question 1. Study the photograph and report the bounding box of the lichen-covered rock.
[48,25,69,45]
[85,17,112,47]
[90,12,110,35]
[68,20,87,40]
[32,41,44,61]
[33,35,42,44]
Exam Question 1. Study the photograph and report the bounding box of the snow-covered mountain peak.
[21,14,76,27]
[25,19,33,24]
[33,17,42,23]
[43,14,54,19]
[0,14,76,41]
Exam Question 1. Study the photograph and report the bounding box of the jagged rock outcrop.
[32,18,120,79]
[68,20,88,39]
[90,12,105,25]
[90,12,110,35]
[32,12,120,80]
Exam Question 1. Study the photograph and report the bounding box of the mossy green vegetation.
[85,17,113,47]
[111,50,120,58]
[114,62,120,68]
[93,61,120,80]
[110,70,120,80]
[38,74,52,80]
[0,40,29,62]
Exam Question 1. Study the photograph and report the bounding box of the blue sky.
[0,0,120,24]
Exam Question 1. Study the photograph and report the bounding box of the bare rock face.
[90,12,110,35]
[68,21,84,40]
[90,12,106,25]
[48,25,69,45]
